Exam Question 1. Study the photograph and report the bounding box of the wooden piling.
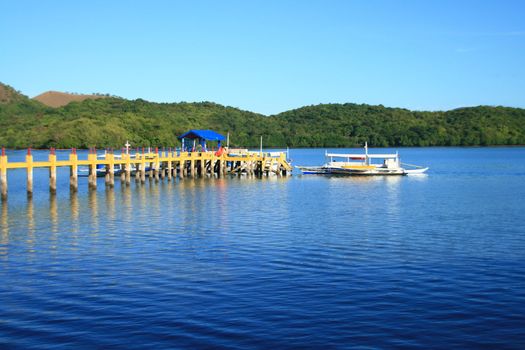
[1,147,7,201]
[140,152,146,184]
[135,163,140,182]
[69,149,78,192]
[108,152,115,187]
[180,160,185,178]
[154,147,160,182]
[49,148,57,194]
[125,154,131,186]
[88,150,97,190]
[135,149,141,183]
[26,148,33,197]
[218,159,223,177]
[120,150,126,184]
[105,164,110,186]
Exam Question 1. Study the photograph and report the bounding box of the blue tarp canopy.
[178,130,225,141]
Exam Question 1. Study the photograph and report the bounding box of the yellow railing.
[0,148,292,200]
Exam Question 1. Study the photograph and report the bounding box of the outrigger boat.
[296,143,428,176]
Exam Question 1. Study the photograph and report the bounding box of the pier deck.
[0,148,292,200]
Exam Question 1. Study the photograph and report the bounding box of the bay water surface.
[1,147,524,349]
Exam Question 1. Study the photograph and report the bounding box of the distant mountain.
[0,82,524,148]
[33,91,107,108]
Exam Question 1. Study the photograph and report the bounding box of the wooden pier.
[0,147,292,200]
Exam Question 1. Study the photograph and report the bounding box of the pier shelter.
[178,130,225,152]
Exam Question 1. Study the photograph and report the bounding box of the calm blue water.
[1,147,525,349]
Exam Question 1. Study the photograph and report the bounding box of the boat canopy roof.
[178,129,225,141]
[326,153,398,159]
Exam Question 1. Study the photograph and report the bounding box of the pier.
[0,147,292,200]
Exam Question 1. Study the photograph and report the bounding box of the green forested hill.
[1,83,524,148]
[272,103,525,147]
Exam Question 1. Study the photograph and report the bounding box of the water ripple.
[1,148,525,348]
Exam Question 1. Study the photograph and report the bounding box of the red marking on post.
[28,148,31,156]
[72,148,76,155]
[142,147,145,154]
[50,147,55,155]
[155,147,159,154]
[2,147,5,156]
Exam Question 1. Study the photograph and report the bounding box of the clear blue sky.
[1,0,524,115]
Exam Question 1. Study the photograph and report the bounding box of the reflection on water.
[0,148,524,348]
[1,203,7,250]
[89,189,98,235]
[70,192,79,234]
[50,194,58,234]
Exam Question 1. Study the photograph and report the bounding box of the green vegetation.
[1,83,524,148]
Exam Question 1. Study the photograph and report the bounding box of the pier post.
[125,153,131,186]
[141,149,146,184]
[49,148,57,194]
[211,158,217,176]
[160,163,165,180]
[108,151,115,187]
[160,148,166,180]
[148,162,154,180]
[120,149,126,184]
[1,147,7,201]
[134,148,140,183]
[154,147,160,183]
[167,157,172,181]
[69,149,78,192]
[178,160,184,179]
[104,149,110,187]
[249,160,254,176]
[88,149,97,190]
[26,148,33,197]
[190,155,195,178]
